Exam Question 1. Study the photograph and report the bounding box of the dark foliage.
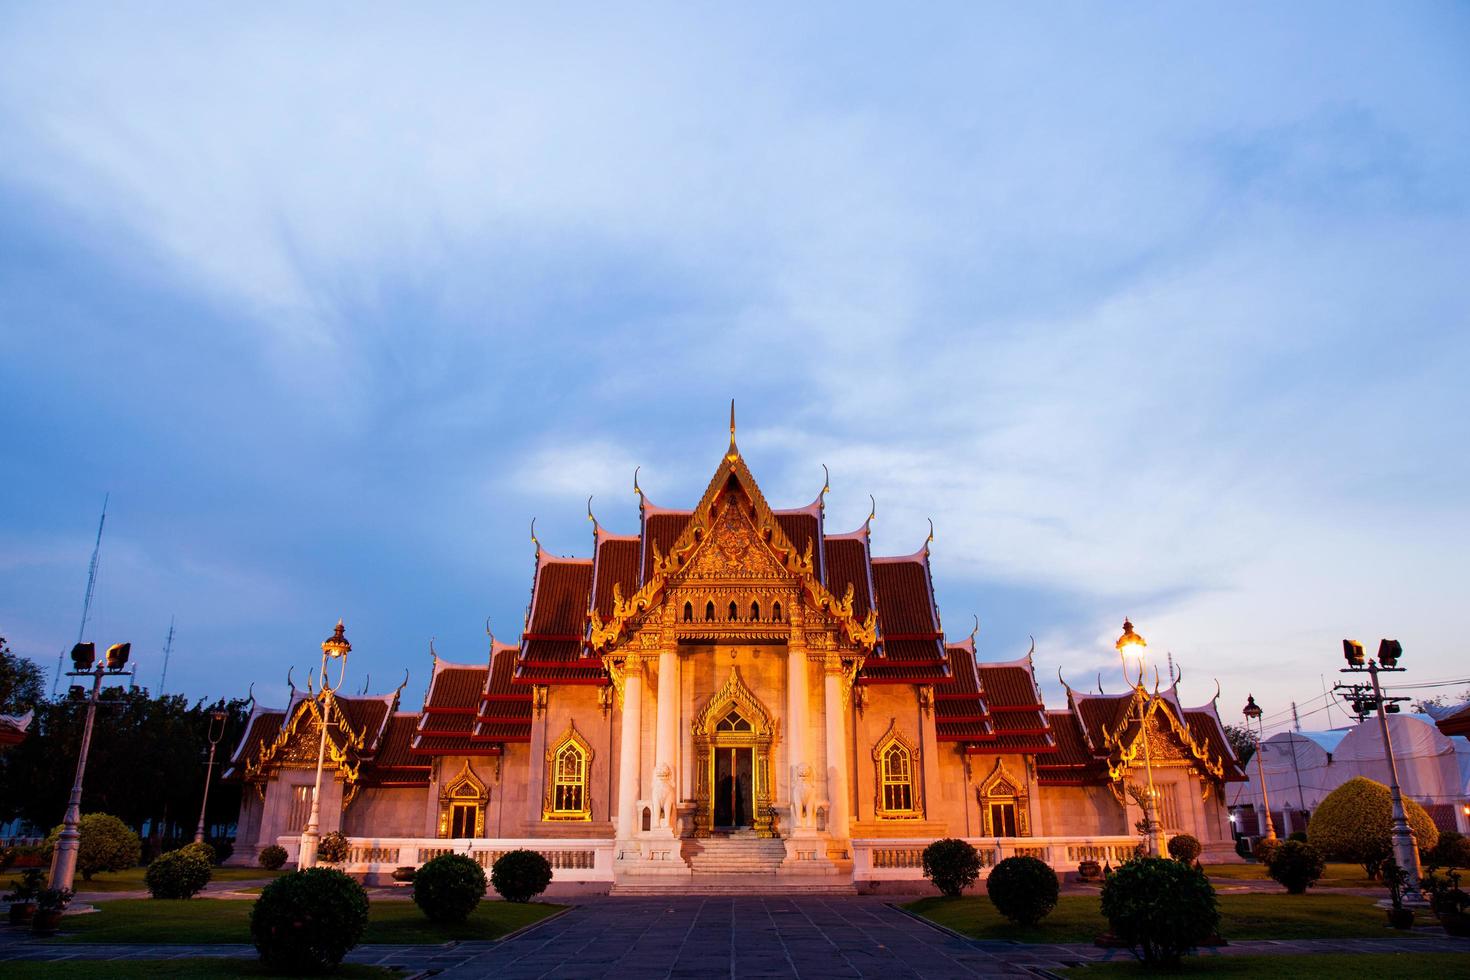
[42,813,140,880]
[921,838,982,897]
[1100,856,1220,966]
[490,849,553,903]
[0,636,45,716]
[412,853,488,922]
[1267,840,1326,894]
[179,840,217,866]
[1166,834,1202,863]
[251,868,369,974]
[1427,830,1470,870]
[259,844,289,870]
[317,831,349,864]
[145,849,212,899]
[984,855,1058,925]
[1252,836,1281,867]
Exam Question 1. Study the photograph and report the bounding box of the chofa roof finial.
[429,636,438,666]
[530,517,540,554]
[485,616,495,652]
[925,517,935,549]
[726,399,739,461]
[587,495,598,529]
[821,463,831,505]
[395,668,410,697]
[866,494,877,527]
[968,615,980,644]
[286,666,296,698]
[632,465,643,500]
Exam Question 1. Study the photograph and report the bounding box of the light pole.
[194,709,229,844]
[1336,639,1421,899]
[1116,619,1163,857]
[49,641,133,892]
[298,620,350,869]
[1241,695,1276,841]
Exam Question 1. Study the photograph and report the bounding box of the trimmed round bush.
[1288,831,1308,843]
[490,849,553,903]
[922,838,982,898]
[179,841,217,866]
[1427,830,1470,870]
[1252,837,1281,867]
[1308,776,1439,877]
[413,853,488,922]
[259,845,288,871]
[42,813,141,881]
[1267,840,1326,894]
[1100,856,1220,966]
[317,831,350,865]
[985,855,1058,925]
[1167,834,1202,864]
[145,849,212,899]
[251,868,369,973]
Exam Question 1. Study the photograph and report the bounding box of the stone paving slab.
[2,896,1467,978]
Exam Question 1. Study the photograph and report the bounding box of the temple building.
[225,421,1246,887]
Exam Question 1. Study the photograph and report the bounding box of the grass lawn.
[57,866,288,893]
[1059,953,1470,979]
[6,960,396,979]
[1204,862,1379,888]
[56,897,562,944]
[906,893,1416,943]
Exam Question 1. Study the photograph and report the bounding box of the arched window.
[750,601,761,621]
[772,602,782,623]
[438,761,488,838]
[716,708,753,732]
[705,601,716,622]
[873,721,920,818]
[977,760,1030,837]
[683,601,693,623]
[543,724,593,821]
[728,601,739,621]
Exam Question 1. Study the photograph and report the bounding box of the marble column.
[616,658,644,840]
[653,647,680,831]
[823,659,851,838]
[786,640,812,831]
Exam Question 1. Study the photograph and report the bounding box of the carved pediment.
[682,499,789,581]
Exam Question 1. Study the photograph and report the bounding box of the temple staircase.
[611,837,855,895]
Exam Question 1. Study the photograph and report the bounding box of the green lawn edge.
[1058,953,1470,978]
[4,960,396,979]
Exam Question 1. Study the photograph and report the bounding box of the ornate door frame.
[690,666,777,838]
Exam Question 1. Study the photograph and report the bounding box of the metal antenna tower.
[158,616,176,693]
[54,494,108,696]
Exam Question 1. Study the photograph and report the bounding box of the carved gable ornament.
[684,499,788,580]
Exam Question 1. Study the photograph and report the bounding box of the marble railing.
[276,836,616,881]
[852,835,1146,880]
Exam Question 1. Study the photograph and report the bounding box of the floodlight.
[71,642,96,671]
[105,642,131,670]
[1342,639,1365,668]
[1377,639,1401,667]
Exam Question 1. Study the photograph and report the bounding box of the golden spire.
[726,399,739,461]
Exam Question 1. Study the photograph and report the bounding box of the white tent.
[1230,715,1470,835]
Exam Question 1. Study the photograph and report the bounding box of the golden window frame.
[542,721,594,821]
[437,759,488,838]
[977,758,1030,837]
[872,719,921,819]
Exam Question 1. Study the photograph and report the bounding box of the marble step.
[611,874,856,896]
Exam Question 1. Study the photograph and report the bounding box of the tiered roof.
[934,639,1055,754]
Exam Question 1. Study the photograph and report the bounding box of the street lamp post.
[49,641,133,893]
[1241,695,1277,841]
[194,709,229,844]
[1116,619,1164,857]
[1336,639,1420,899]
[298,620,350,869]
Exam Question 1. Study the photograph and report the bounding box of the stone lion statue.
[793,763,815,829]
[654,763,675,826]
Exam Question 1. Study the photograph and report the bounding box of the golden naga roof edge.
[242,690,375,785]
[1099,687,1228,784]
[588,447,878,656]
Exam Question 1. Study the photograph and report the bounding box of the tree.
[1412,690,1470,715]
[1223,723,1257,767]
[42,812,141,879]
[0,635,46,716]
[1307,776,1439,877]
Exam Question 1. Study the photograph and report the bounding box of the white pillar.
[823,660,851,839]
[616,659,644,840]
[787,644,811,831]
[653,647,680,832]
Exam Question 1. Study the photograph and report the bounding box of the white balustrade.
[852,835,1143,881]
[279,836,616,881]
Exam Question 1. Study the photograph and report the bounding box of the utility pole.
[55,495,108,697]
[158,617,176,693]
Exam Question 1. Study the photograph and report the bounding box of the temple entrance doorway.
[713,746,755,830]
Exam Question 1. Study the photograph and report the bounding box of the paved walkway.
[2,896,1466,978]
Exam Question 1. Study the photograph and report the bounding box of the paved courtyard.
[1,896,1464,978]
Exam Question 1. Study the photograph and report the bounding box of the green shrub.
[1100,856,1219,966]
[1267,840,1326,894]
[490,849,553,903]
[984,855,1058,925]
[1307,776,1439,877]
[179,841,217,866]
[1427,830,1470,870]
[259,845,289,871]
[145,850,212,899]
[921,838,982,897]
[412,853,487,922]
[1166,834,1201,864]
[1288,831,1308,843]
[42,813,141,880]
[1233,837,1252,859]
[250,868,368,973]
[317,831,349,865]
[1252,837,1281,867]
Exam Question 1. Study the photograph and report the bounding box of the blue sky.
[2,4,1466,736]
